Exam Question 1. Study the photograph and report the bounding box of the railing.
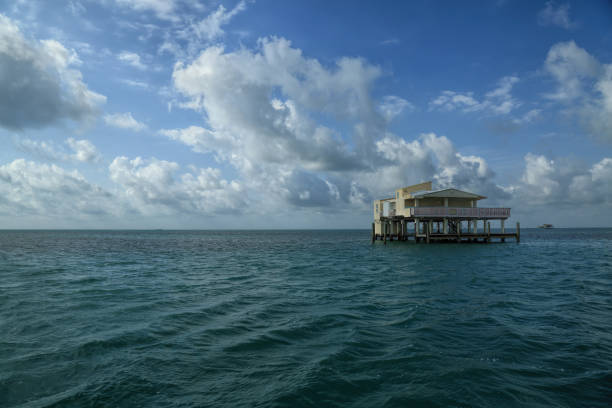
[409,207,510,218]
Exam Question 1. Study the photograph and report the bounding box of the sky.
[1,0,612,228]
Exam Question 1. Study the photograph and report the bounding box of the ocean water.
[1,229,611,407]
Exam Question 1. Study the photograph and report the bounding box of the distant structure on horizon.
[372,181,519,244]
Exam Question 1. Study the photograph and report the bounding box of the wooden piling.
[457,222,461,243]
[375,215,516,245]
[384,222,387,245]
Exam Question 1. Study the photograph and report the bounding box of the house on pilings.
[372,181,519,243]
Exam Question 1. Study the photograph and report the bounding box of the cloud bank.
[0,14,105,130]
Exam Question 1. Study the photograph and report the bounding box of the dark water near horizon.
[1,229,611,407]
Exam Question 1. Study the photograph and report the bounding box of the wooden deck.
[372,217,520,244]
[373,232,519,244]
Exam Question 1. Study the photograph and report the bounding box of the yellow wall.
[396,181,432,197]
[373,200,382,220]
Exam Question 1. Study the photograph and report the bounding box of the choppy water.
[1,229,611,407]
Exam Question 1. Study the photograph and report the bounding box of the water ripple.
[1,229,611,407]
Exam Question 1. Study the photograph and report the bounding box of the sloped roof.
[411,188,486,200]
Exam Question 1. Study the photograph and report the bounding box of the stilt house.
[373,181,518,243]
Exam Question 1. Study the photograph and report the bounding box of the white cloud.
[104,112,146,131]
[146,36,612,220]
[0,14,105,130]
[0,159,114,217]
[14,137,101,163]
[172,38,381,173]
[115,0,177,20]
[544,41,612,141]
[582,64,612,141]
[0,154,247,222]
[380,38,400,46]
[119,78,151,89]
[166,38,521,211]
[14,138,66,162]
[544,41,600,101]
[160,126,235,155]
[191,0,248,42]
[118,51,147,70]
[484,76,521,114]
[430,76,520,115]
[378,95,414,121]
[158,0,249,58]
[4,141,611,226]
[430,91,480,112]
[67,1,86,17]
[538,1,574,29]
[367,133,506,201]
[509,154,612,207]
[109,156,245,215]
[521,153,559,198]
[517,109,541,124]
[66,138,101,162]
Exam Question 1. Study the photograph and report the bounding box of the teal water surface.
[1,229,611,407]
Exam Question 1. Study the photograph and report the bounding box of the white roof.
[411,188,486,200]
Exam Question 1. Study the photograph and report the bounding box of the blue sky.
[1,0,611,228]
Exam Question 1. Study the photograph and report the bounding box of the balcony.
[409,207,510,218]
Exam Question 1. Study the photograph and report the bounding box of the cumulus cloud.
[160,126,235,155]
[109,156,245,215]
[164,37,520,211]
[0,154,248,221]
[160,35,612,223]
[172,38,383,172]
[165,37,410,210]
[366,133,508,202]
[430,76,521,115]
[0,14,106,130]
[14,138,66,162]
[0,159,113,217]
[538,1,574,29]
[544,41,600,102]
[66,138,101,162]
[14,137,101,163]
[508,153,612,207]
[117,51,147,70]
[582,64,612,141]
[104,112,146,131]
[544,41,612,141]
